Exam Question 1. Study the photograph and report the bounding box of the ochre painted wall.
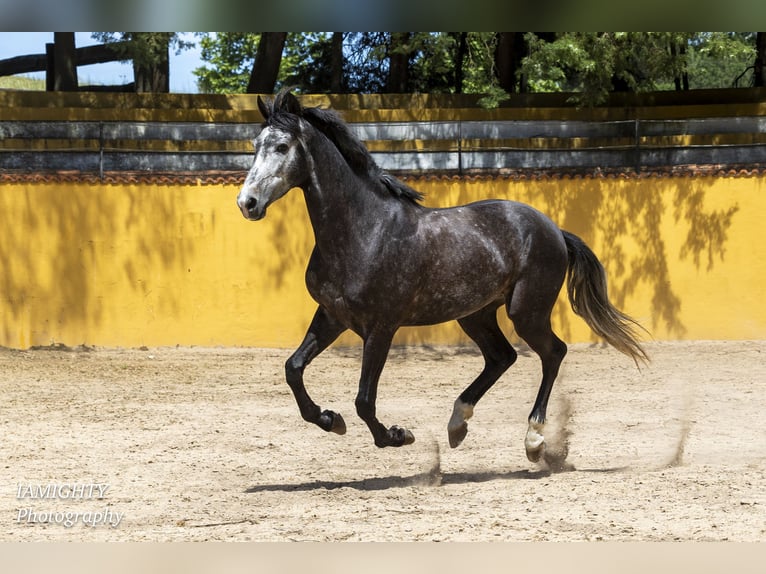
[0,174,763,349]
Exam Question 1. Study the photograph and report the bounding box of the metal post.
[99,122,104,181]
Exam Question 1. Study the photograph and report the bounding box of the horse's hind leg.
[449,304,517,448]
[507,284,567,463]
[285,306,348,435]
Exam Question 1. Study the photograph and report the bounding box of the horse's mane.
[263,89,424,204]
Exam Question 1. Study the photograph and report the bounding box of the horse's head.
[237,91,307,221]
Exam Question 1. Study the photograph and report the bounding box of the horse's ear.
[273,88,302,117]
[281,91,302,116]
[257,95,271,121]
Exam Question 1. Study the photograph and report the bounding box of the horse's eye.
[276,143,289,154]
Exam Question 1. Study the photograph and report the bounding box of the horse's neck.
[301,142,394,253]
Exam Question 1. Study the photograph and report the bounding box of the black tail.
[562,230,649,364]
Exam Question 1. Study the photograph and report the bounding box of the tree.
[757,32,766,87]
[452,32,468,93]
[330,32,344,93]
[688,33,757,89]
[194,33,259,93]
[494,32,555,94]
[520,33,703,105]
[387,32,411,93]
[246,32,287,93]
[196,33,341,94]
[408,33,460,93]
[192,32,762,101]
[92,33,192,93]
[279,33,345,93]
[131,33,171,93]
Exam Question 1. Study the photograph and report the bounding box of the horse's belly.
[402,280,506,326]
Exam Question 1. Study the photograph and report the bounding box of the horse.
[236,88,648,463]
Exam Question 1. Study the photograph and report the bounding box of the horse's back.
[429,198,566,258]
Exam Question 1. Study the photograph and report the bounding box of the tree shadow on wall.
[235,172,741,350]
[539,174,739,341]
[0,181,195,347]
[433,173,739,344]
[672,179,740,272]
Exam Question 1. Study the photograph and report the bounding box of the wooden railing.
[1,89,765,180]
[0,41,133,91]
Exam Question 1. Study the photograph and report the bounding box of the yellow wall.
[1,174,763,349]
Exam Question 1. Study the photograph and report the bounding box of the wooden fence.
[0,40,133,92]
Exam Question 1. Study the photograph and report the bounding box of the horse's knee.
[285,355,304,386]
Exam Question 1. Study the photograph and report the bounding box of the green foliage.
[521,32,757,105]
[280,33,336,92]
[461,33,499,94]
[192,32,760,103]
[193,33,260,93]
[407,33,458,92]
[343,32,389,93]
[92,33,192,68]
[522,33,690,105]
[687,32,758,88]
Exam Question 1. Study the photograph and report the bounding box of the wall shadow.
[0,180,196,348]
[671,177,740,272]
[414,173,740,343]
[0,171,745,349]
[241,172,743,350]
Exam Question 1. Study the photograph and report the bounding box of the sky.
[0,32,203,93]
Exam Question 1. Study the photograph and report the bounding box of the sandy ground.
[2,340,765,541]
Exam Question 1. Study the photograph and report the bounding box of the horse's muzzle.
[237,194,266,221]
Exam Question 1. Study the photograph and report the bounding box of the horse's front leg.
[355,328,415,447]
[285,306,347,435]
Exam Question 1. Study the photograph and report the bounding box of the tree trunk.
[51,32,78,91]
[453,32,467,94]
[330,32,344,93]
[133,57,169,93]
[387,32,411,93]
[132,34,170,93]
[497,32,551,93]
[247,32,287,94]
[671,41,690,91]
[756,32,766,88]
[495,32,519,93]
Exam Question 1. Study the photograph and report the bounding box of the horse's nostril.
[244,197,257,211]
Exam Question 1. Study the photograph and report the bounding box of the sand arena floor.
[2,340,765,541]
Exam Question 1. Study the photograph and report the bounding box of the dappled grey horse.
[236,89,647,462]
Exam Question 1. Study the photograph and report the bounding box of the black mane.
[263,89,424,204]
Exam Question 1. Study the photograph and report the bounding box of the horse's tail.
[562,230,649,365]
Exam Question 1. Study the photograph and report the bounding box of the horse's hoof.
[526,442,545,463]
[447,399,473,448]
[525,422,545,463]
[320,410,346,435]
[448,422,468,448]
[389,425,415,446]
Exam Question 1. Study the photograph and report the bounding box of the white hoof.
[525,421,546,462]
[447,400,474,448]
